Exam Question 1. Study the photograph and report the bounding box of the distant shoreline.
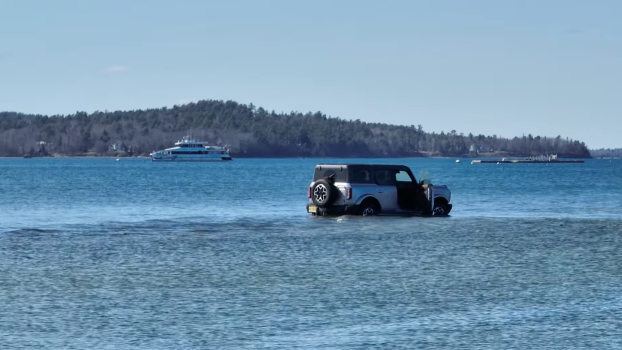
[2,154,594,160]
[0,99,592,160]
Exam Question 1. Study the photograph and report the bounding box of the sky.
[0,0,620,149]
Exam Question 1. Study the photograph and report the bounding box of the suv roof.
[315,163,410,169]
[313,163,416,183]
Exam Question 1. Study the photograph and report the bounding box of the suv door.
[394,169,419,210]
[372,169,398,212]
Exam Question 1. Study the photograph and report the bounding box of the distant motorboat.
[150,136,232,162]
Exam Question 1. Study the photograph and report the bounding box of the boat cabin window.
[171,150,204,154]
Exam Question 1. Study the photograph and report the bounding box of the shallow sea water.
[1,158,622,349]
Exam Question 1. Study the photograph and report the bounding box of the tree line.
[0,99,591,158]
[590,148,622,158]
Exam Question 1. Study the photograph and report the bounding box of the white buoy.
[455,159,460,163]
[116,158,120,162]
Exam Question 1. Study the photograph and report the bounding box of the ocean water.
[1,158,621,349]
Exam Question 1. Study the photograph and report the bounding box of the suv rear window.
[313,166,348,182]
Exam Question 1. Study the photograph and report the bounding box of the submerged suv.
[306,164,452,216]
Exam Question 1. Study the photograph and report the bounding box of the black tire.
[311,179,337,208]
[359,200,380,216]
[432,202,448,216]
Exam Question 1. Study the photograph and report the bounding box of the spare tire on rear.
[312,179,337,207]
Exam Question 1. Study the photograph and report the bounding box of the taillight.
[346,187,352,200]
[307,187,312,198]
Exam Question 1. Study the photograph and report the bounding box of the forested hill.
[590,148,622,158]
[0,100,590,158]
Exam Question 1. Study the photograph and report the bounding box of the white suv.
[306,164,452,216]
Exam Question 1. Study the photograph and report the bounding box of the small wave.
[6,228,61,234]
[49,215,307,237]
[110,219,181,232]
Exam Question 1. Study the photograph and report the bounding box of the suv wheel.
[359,201,379,216]
[432,202,448,216]
[312,179,336,207]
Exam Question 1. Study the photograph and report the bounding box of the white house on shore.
[469,143,492,153]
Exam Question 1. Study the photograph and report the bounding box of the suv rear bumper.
[307,204,359,216]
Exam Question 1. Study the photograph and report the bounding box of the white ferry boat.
[150,136,232,161]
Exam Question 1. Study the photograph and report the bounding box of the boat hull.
[151,155,232,162]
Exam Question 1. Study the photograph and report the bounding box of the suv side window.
[396,170,413,182]
[351,169,373,183]
[374,169,395,186]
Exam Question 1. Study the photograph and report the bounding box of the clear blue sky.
[1,0,620,149]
